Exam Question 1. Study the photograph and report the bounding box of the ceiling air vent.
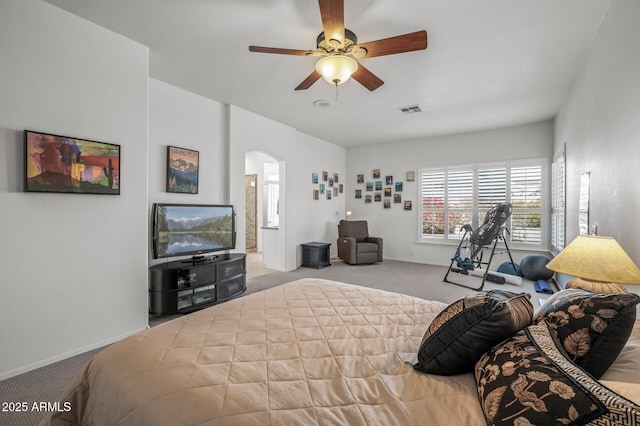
[399,104,422,115]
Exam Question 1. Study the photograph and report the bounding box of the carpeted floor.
[0,257,546,426]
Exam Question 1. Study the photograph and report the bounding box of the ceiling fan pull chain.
[335,81,339,102]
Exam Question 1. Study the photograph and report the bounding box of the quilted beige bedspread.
[43,278,486,425]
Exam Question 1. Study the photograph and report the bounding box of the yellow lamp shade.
[546,235,640,286]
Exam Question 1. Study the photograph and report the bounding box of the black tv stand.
[149,253,246,314]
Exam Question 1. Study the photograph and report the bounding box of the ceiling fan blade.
[318,0,345,45]
[357,30,428,58]
[295,70,322,90]
[249,46,311,56]
[352,63,384,91]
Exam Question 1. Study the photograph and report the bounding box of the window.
[551,148,566,252]
[419,159,546,247]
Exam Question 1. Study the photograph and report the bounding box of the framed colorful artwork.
[24,130,120,195]
[167,146,199,194]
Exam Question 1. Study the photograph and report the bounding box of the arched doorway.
[244,151,285,271]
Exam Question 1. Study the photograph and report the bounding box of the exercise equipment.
[534,280,554,294]
[520,255,554,281]
[443,203,518,291]
[497,261,522,277]
[469,268,524,286]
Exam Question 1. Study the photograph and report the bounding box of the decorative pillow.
[413,290,533,375]
[475,321,640,425]
[534,288,640,378]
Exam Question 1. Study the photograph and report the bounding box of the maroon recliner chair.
[337,220,383,265]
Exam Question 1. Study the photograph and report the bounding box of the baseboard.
[0,327,147,381]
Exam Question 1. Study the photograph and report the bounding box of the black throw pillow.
[414,290,533,375]
[534,288,640,378]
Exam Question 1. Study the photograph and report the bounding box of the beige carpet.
[0,257,546,426]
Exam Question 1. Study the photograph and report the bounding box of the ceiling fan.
[248,0,428,92]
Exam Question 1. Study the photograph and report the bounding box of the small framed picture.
[374,193,382,202]
[395,182,403,192]
[339,184,343,193]
[322,171,328,181]
[167,146,199,194]
[385,175,393,185]
[366,182,374,191]
[312,173,318,184]
[313,189,319,200]
[319,183,325,194]
[373,169,380,179]
[406,171,415,182]
[384,187,392,197]
[365,195,372,204]
[328,178,334,187]
[357,174,364,184]
[333,188,338,196]
[375,181,382,190]
[394,194,402,203]
[384,199,391,209]
[327,190,332,200]
[404,200,412,211]
[334,173,339,183]
[355,189,362,199]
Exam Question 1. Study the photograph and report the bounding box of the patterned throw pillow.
[534,288,640,378]
[475,321,640,426]
[414,290,533,375]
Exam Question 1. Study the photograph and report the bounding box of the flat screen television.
[152,203,236,261]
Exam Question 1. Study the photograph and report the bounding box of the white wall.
[555,0,640,266]
[346,121,554,266]
[290,132,347,259]
[148,78,229,265]
[229,106,345,270]
[0,0,149,379]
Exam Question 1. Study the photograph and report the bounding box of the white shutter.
[420,171,445,238]
[510,164,542,244]
[447,169,473,237]
[477,167,506,224]
[551,150,566,251]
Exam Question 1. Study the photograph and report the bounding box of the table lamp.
[546,235,640,293]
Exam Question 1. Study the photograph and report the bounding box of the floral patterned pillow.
[414,290,533,375]
[534,288,640,378]
[475,321,640,425]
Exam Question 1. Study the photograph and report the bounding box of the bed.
[42,278,640,425]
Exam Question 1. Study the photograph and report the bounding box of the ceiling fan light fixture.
[315,55,358,85]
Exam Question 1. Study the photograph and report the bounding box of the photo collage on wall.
[355,169,414,211]
[312,171,343,200]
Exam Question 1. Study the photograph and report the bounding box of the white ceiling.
[43,0,611,148]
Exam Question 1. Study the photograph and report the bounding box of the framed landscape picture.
[167,146,199,194]
[24,130,120,195]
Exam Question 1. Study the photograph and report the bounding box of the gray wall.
[0,0,149,378]
[555,0,640,265]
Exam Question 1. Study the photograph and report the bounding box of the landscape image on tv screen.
[154,204,234,258]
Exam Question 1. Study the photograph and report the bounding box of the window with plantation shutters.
[510,164,542,244]
[477,167,506,223]
[446,169,473,239]
[551,149,566,252]
[421,171,445,237]
[419,159,546,248]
